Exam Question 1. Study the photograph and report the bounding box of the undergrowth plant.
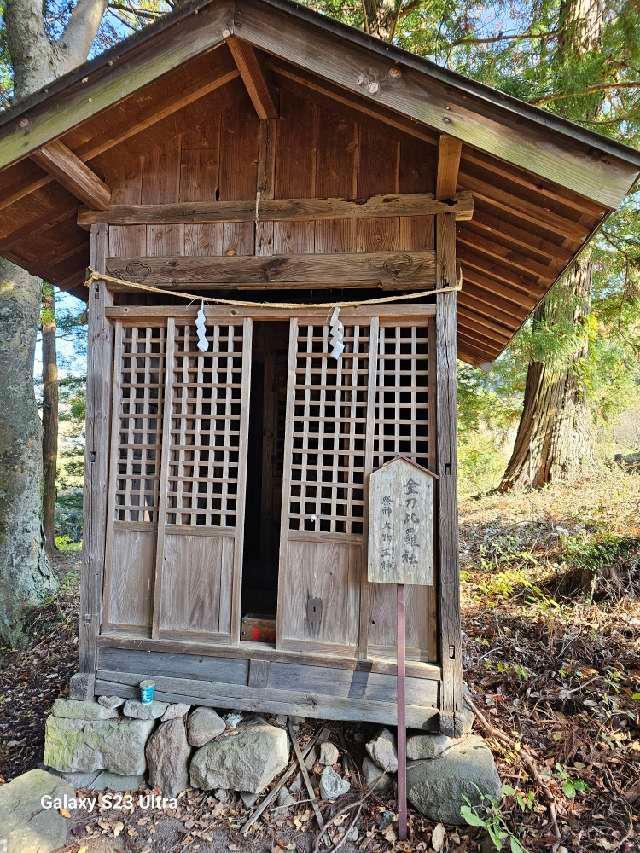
[460,785,531,852]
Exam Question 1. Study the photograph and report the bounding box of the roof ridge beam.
[31,141,111,210]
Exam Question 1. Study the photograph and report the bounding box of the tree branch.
[107,2,162,20]
[448,28,561,48]
[532,79,640,105]
[59,0,109,72]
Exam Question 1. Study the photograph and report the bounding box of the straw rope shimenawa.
[84,268,462,311]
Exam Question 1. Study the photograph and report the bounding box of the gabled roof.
[0,0,639,364]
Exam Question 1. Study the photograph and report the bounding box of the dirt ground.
[1,469,638,852]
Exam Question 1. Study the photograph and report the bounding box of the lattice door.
[152,316,252,642]
[103,323,168,633]
[277,310,437,661]
[367,320,438,661]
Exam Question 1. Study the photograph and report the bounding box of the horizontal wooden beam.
[227,36,278,119]
[105,303,438,320]
[235,0,638,208]
[79,191,474,227]
[96,670,440,729]
[31,141,111,210]
[105,250,437,290]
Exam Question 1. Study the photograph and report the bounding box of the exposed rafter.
[436,135,462,200]
[31,141,112,210]
[227,36,278,119]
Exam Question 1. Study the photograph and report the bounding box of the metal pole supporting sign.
[368,456,436,842]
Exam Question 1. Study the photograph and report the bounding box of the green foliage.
[460,788,527,852]
[554,763,588,799]
[563,532,638,576]
[54,535,82,553]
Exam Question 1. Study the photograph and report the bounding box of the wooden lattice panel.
[114,325,166,523]
[288,322,371,537]
[373,323,433,470]
[167,323,246,528]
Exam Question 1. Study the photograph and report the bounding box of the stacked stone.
[361,724,502,825]
[43,697,501,827]
[44,698,292,799]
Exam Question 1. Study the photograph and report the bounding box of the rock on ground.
[44,716,153,775]
[52,698,118,720]
[190,720,288,793]
[123,700,167,720]
[188,707,226,747]
[146,718,191,797]
[407,734,501,825]
[319,766,351,800]
[406,733,454,760]
[362,756,392,793]
[366,728,398,773]
[318,742,340,766]
[97,696,125,711]
[92,772,145,791]
[0,769,74,852]
[161,703,191,722]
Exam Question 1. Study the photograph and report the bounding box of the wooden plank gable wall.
[96,77,437,270]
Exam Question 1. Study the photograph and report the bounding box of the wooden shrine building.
[1,0,639,736]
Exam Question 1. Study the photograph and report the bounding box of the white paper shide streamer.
[328,306,345,360]
[195,300,209,352]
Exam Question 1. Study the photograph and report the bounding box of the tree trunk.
[1,0,108,645]
[42,283,59,553]
[500,0,605,491]
[500,254,595,491]
[0,260,57,644]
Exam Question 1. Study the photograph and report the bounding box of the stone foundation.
[42,694,500,826]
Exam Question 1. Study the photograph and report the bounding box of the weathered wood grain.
[96,673,440,729]
[79,223,112,697]
[78,192,473,226]
[368,458,435,586]
[105,250,437,289]
[436,135,462,201]
[31,141,112,210]
[435,213,463,733]
[227,36,278,119]
[97,634,443,680]
[235,0,636,207]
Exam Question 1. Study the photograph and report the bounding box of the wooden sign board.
[368,457,435,586]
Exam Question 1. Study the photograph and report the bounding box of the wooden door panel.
[277,317,374,654]
[159,532,234,638]
[106,526,155,632]
[278,539,361,654]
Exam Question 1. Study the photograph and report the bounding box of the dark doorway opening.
[241,322,289,642]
